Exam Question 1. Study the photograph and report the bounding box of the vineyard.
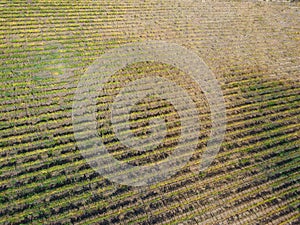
[0,0,299,224]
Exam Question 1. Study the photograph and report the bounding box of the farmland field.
[0,0,299,224]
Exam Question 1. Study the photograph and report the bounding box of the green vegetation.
[0,0,299,224]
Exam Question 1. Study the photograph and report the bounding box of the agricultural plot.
[0,0,299,224]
